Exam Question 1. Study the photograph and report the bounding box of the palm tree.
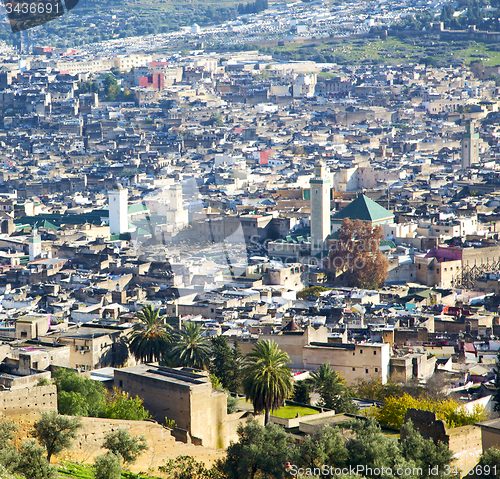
[310,362,335,389]
[242,340,293,425]
[128,304,172,363]
[310,362,358,413]
[169,322,211,370]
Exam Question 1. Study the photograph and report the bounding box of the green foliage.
[37,378,50,386]
[53,368,106,417]
[128,305,173,363]
[288,424,349,472]
[209,336,241,392]
[227,394,239,414]
[159,455,218,479]
[242,340,293,424]
[0,419,20,471]
[297,285,330,299]
[216,416,292,479]
[474,446,500,479]
[31,412,82,463]
[58,461,95,478]
[93,452,122,479]
[210,112,224,126]
[311,363,359,414]
[0,464,22,479]
[164,418,177,429]
[376,393,487,429]
[400,421,456,479]
[54,368,150,421]
[170,322,211,370]
[103,388,150,421]
[14,439,57,479]
[493,350,500,412]
[210,374,223,390]
[352,378,404,401]
[104,74,120,101]
[78,81,99,94]
[292,381,311,405]
[102,429,148,465]
[110,67,121,76]
[271,405,318,419]
[345,419,418,479]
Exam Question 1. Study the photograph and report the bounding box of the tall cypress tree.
[210,337,241,392]
[493,350,500,412]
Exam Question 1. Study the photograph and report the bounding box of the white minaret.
[310,160,331,253]
[29,228,42,261]
[109,185,128,235]
[461,121,479,170]
[168,184,183,212]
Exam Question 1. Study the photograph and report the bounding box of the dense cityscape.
[1,0,500,478]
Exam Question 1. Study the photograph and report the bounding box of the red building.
[138,73,165,90]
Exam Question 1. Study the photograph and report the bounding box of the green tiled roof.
[127,203,148,214]
[380,240,397,249]
[14,210,108,227]
[43,220,59,231]
[110,233,131,241]
[332,195,393,222]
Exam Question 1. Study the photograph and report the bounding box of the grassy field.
[58,462,162,478]
[272,405,319,419]
[236,399,319,418]
[262,34,500,67]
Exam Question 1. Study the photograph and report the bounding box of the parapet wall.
[0,384,57,418]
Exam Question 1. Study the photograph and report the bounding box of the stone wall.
[0,384,57,418]
[402,409,482,476]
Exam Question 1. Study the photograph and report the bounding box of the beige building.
[114,365,227,449]
[302,342,391,384]
[236,327,391,384]
[16,315,50,340]
[41,324,133,371]
[415,255,461,289]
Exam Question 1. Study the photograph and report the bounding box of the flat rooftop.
[115,364,212,387]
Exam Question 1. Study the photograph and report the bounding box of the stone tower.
[310,160,331,253]
[29,228,42,261]
[461,121,479,170]
[108,185,128,235]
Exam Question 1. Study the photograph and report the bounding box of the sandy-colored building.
[114,365,228,449]
[235,327,391,384]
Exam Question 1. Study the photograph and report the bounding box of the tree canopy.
[170,322,212,370]
[128,304,172,363]
[311,363,359,414]
[53,368,150,421]
[31,412,82,463]
[102,428,148,465]
[242,340,293,424]
[376,393,487,429]
[328,218,388,289]
[210,336,242,392]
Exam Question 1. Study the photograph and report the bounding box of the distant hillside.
[0,0,265,49]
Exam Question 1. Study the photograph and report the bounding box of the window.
[119,380,123,388]
[32,361,38,370]
[352,367,355,371]
[373,351,376,355]
[375,368,378,372]
[359,349,363,354]
[365,368,369,374]
[21,331,27,338]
